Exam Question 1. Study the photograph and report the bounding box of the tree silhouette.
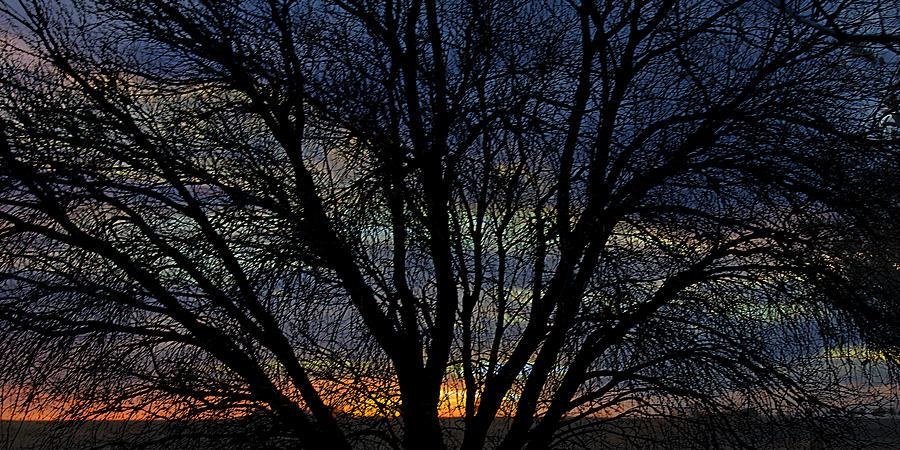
[777,0,899,49]
[0,1,898,449]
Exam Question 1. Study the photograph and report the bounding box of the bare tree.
[1,0,898,449]
[777,1,900,138]
[776,0,899,48]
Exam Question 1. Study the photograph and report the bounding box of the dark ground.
[2,416,899,449]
